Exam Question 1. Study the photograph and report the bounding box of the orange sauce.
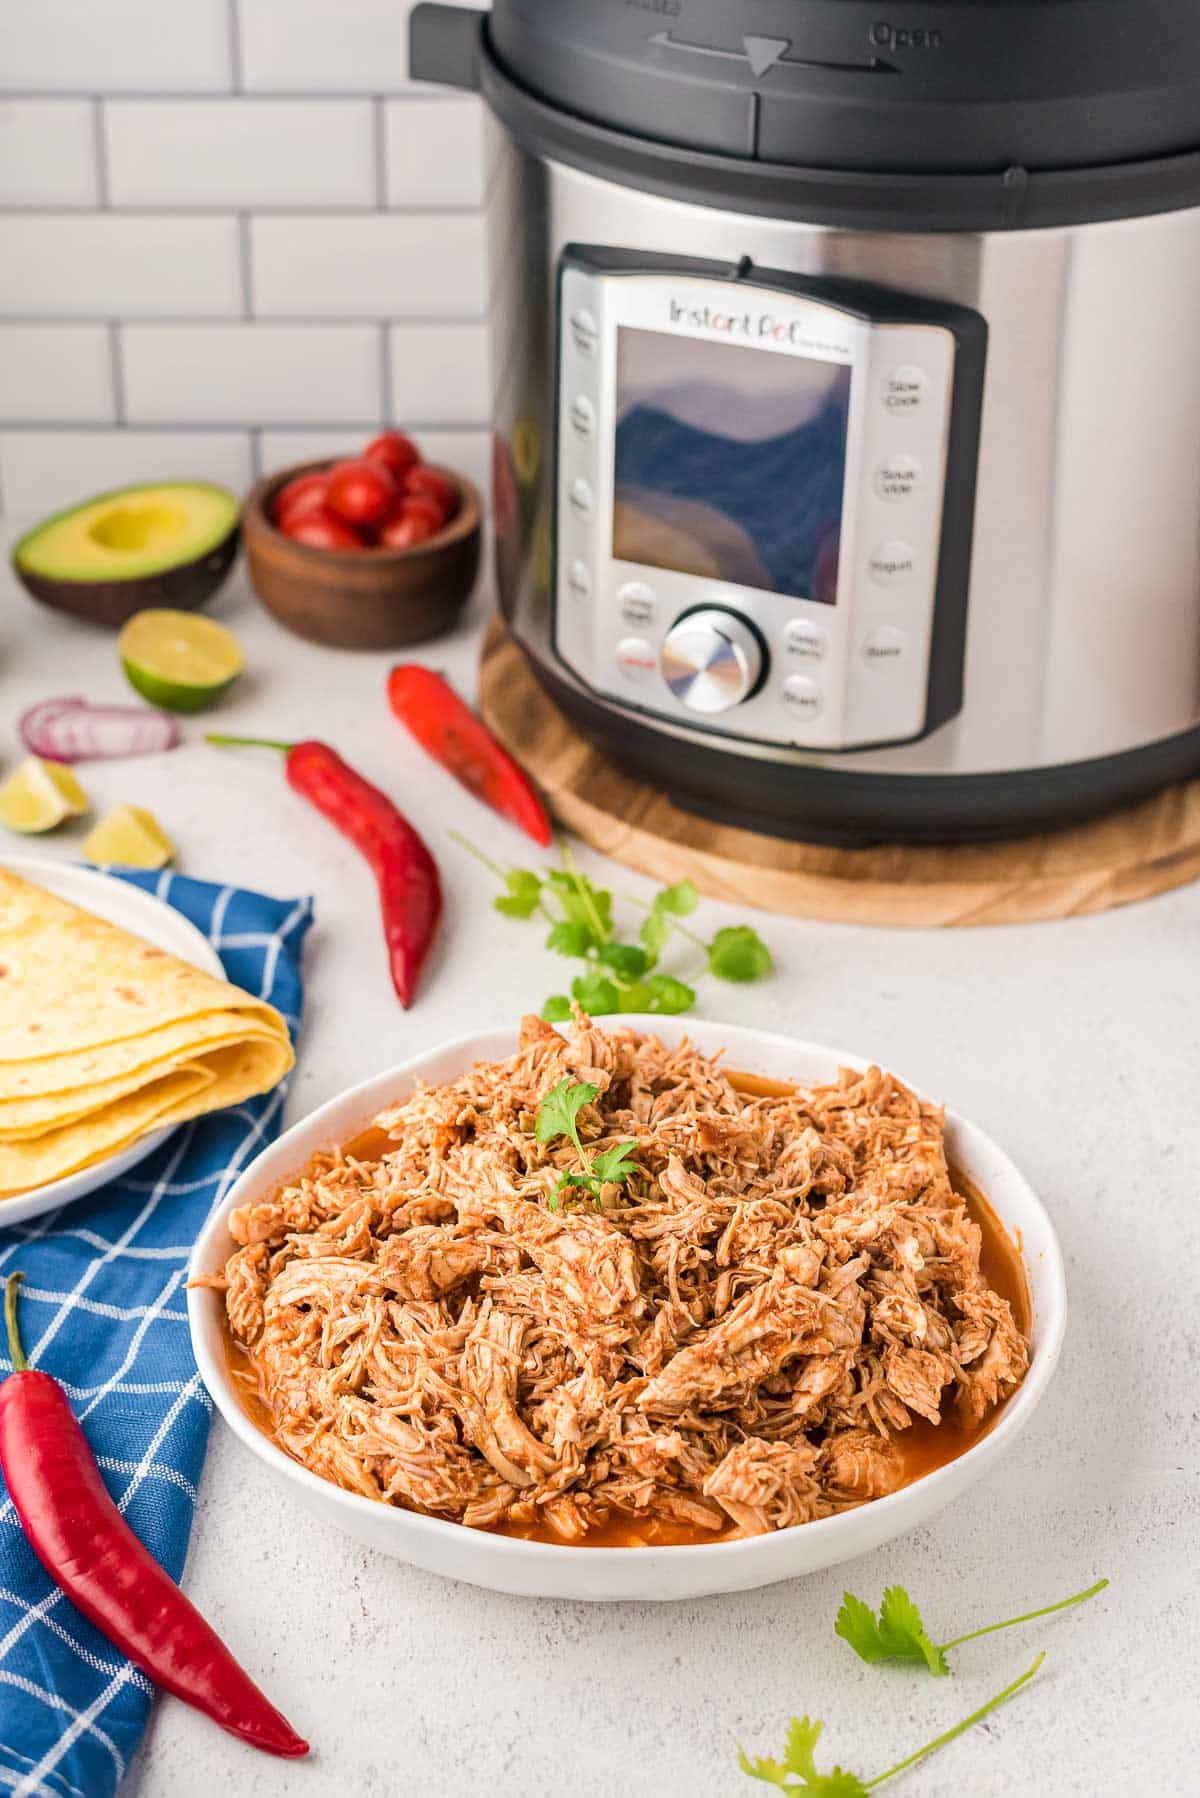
[221,1071,1030,1547]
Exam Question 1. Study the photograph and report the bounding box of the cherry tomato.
[281,508,365,551]
[362,431,420,483]
[380,498,445,550]
[273,470,328,527]
[404,465,459,523]
[326,458,398,529]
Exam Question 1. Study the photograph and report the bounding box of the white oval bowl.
[187,1019,1066,1602]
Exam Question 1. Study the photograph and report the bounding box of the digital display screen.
[612,326,851,605]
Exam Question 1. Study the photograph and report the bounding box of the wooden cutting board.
[478,619,1200,927]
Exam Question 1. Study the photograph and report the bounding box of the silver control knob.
[660,608,764,714]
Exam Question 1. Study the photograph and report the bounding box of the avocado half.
[11,481,240,628]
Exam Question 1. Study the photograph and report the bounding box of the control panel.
[553,247,986,753]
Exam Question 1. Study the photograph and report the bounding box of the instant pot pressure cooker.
[412,2,1200,842]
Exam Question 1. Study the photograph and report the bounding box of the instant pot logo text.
[668,297,849,356]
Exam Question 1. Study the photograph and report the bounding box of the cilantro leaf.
[494,868,543,919]
[878,1586,949,1676]
[644,973,696,1015]
[571,971,620,1015]
[707,924,773,983]
[739,1654,1046,1793]
[591,1140,640,1186]
[545,919,596,957]
[535,1078,597,1165]
[639,910,672,962]
[546,869,612,938]
[737,1717,869,1795]
[596,941,650,979]
[656,878,698,916]
[835,1586,946,1675]
[540,994,572,1023]
[833,1593,889,1665]
[836,1577,1107,1677]
[616,981,655,1013]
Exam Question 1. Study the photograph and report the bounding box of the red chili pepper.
[208,734,442,1007]
[0,1273,308,1759]
[387,663,552,847]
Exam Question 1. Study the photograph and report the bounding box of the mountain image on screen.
[612,337,851,604]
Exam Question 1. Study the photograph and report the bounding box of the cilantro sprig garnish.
[451,833,772,1020]
[835,1577,1108,1677]
[738,1654,1044,1794]
[535,1077,640,1210]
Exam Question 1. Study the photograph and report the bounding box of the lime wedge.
[0,757,90,834]
[83,805,175,869]
[118,609,244,713]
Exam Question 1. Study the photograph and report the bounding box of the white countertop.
[2,543,1197,1797]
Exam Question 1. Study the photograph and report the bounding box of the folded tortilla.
[0,867,294,1197]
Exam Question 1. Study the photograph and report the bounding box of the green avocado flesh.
[13,482,239,584]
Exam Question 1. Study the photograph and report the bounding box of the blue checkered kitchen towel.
[0,870,312,1797]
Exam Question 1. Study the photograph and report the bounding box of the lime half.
[84,805,175,870]
[0,757,90,834]
[119,609,244,713]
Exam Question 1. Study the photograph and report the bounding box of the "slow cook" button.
[861,625,907,667]
[570,394,596,438]
[570,308,599,354]
[873,454,921,502]
[783,619,828,661]
[567,559,591,602]
[782,674,823,719]
[868,540,916,586]
[616,636,658,686]
[619,580,655,626]
[882,365,928,413]
[568,476,594,520]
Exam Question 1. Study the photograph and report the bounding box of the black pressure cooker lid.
[411,3,1200,230]
[484,0,1200,177]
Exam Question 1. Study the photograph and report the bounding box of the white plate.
[1,855,224,1227]
[189,1018,1067,1602]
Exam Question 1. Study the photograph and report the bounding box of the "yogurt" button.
[868,541,916,586]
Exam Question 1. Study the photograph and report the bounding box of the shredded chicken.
[202,1015,1028,1542]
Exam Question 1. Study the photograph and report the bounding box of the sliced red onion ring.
[19,696,180,763]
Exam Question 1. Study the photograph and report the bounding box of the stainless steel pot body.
[487,145,1200,780]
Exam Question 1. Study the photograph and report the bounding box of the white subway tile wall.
[0,1,491,514]
[0,102,99,206]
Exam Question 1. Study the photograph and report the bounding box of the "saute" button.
[861,625,908,666]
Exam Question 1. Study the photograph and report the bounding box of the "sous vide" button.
[873,454,921,502]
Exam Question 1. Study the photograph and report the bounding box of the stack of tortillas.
[0,866,293,1198]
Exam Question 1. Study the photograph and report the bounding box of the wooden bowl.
[242,459,482,649]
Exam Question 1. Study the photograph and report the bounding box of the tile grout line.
[226,0,243,93]
[238,213,254,318]
[91,98,111,208]
[107,323,127,426]
[378,323,392,427]
[373,98,388,209]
